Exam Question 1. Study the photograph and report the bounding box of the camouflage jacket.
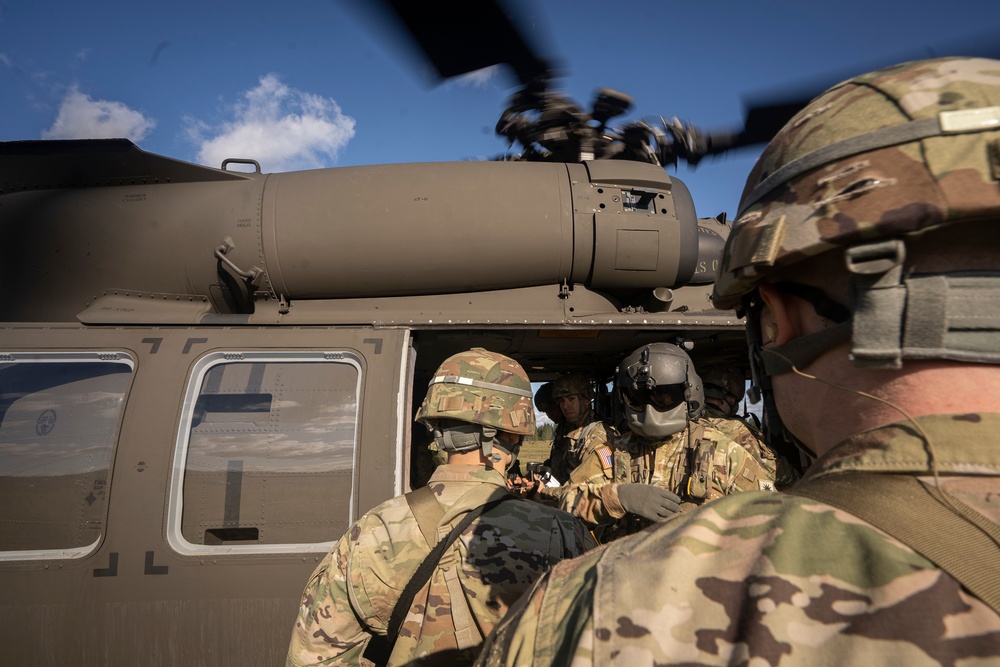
[551,417,777,540]
[286,464,596,667]
[475,413,1000,666]
[539,419,613,491]
[701,404,800,488]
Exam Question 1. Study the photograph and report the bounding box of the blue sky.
[2,0,998,220]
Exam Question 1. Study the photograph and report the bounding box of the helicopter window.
[0,352,134,560]
[167,351,361,555]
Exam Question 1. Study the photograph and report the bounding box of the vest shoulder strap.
[788,473,1000,614]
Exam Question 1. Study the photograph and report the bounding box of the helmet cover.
[415,348,534,443]
[713,56,1000,310]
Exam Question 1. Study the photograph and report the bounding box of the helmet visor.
[623,383,686,412]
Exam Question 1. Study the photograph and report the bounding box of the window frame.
[0,350,135,561]
[166,350,363,556]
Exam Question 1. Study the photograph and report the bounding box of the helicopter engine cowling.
[0,141,701,321]
[258,159,698,300]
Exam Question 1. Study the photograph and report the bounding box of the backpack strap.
[406,485,445,548]
[363,488,514,664]
[787,473,1000,614]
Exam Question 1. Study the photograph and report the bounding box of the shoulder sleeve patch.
[597,445,614,471]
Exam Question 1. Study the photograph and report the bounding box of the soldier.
[542,374,610,484]
[699,365,746,419]
[700,364,798,487]
[539,343,776,542]
[287,348,595,667]
[476,57,1000,666]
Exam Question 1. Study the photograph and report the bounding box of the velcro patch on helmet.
[438,396,468,412]
[510,408,527,427]
[749,214,788,267]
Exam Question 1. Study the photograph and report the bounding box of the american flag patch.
[597,446,614,471]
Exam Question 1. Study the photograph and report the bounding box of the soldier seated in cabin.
[522,343,777,543]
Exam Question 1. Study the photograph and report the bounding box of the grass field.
[520,439,551,465]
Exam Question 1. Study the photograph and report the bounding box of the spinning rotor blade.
[369,0,554,87]
[730,27,1000,151]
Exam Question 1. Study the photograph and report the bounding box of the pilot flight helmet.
[415,348,534,458]
[617,343,703,438]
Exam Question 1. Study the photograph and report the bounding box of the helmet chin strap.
[431,422,520,473]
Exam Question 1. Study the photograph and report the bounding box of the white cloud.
[41,88,156,141]
[188,74,356,172]
[453,65,502,89]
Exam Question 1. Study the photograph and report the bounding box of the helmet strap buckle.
[846,239,907,369]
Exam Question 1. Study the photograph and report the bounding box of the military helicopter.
[0,0,918,664]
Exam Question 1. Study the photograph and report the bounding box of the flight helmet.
[534,382,554,412]
[617,343,703,438]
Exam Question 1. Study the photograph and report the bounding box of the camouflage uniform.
[543,375,607,484]
[287,464,595,666]
[542,419,612,487]
[549,417,776,541]
[289,347,597,666]
[476,414,1000,666]
[701,402,798,488]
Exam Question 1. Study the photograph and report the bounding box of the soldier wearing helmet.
[288,348,595,667]
[699,365,746,417]
[537,343,777,543]
[476,58,1000,666]
[699,364,797,487]
[541,373,611,484]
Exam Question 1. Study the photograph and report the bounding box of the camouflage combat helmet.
[551,373,594,401]
[415,348,534,455]
[701,365,746,404]
[713,56,1000,370]
[617,343,703,439]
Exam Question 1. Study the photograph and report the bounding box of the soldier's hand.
[617,484,681,521]
[507,474,539,498]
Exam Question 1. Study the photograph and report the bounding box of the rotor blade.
[364,0,553,87]
[733,27,1000,149]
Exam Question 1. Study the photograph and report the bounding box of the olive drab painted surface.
[3,1,890,663]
